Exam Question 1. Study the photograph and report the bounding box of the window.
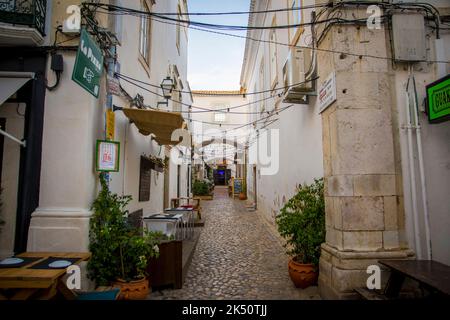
[139,1,152,65]
[291,0,302,25]
[289,0,303,44]
[214,112,226,123]
[176,5,181,54]
[259,60,265,115]
[269,22,278,89]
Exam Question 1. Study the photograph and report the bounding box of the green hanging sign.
[426,74,450,123]
[72,28,104,98]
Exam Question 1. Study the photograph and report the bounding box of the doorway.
[163,157,170,209]
[253,165,257,209]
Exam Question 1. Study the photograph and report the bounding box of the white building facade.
[241,0,450,299]
[0,0,192,258]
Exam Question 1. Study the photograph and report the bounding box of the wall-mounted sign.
[318,72,337,114]
[107,75,122,96]
[106,110,115,140]
[426,74,450,123]
[72,28,104,98]
[96,140,120,172]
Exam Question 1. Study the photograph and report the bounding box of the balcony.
[0,0,47,46]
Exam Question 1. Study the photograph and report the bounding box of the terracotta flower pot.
[113,277,150,300]
[239,193,247,200]
[288,258,318,289]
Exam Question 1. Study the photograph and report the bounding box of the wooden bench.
[356,260,450,300]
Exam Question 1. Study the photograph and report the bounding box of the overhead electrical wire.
[116,73,293,130]
[87,2,449,64]
[116,72,314,97]
[116,72,318,114]
[116,73,317,115]
[100,2,333,16]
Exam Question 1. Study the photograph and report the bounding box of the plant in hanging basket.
[147,155,167,172]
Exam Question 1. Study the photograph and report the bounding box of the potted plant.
[88,173,162,299]
[192,179,213,199]
[239,182,247,200]
[112,230,161,300]
[275,178,325,289]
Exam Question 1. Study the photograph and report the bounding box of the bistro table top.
[0,252,91,289]
[379,259,450,296]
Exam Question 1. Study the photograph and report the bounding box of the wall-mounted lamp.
[161,76,175,98]
[157,76,175,108]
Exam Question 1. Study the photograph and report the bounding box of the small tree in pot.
[88,173,163,299]
[275,178,325,289]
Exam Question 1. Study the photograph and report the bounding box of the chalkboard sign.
[139,156,151,202]
[233,178,243,196]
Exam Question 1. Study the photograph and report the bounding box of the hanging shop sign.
[72,28,104,98]
[426,74,450,123]
[107,75,122,96]
[96,140,120,172]
[106,110,115,140]
[318,72,337,114]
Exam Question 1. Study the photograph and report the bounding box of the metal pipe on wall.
[405,88,422,259]
[411,75,432,260]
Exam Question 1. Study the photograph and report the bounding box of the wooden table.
[379,260,450,298]
[0,252,90,300]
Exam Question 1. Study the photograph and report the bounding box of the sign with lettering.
[96,140,120,172]
[72,28,104,98]
[106,110,115,140]
[426,74,450,123]
[318,72,337,114]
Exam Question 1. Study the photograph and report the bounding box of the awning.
[0,71,35,106]
[122,108,186,145]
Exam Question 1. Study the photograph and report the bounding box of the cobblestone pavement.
[149,187,320,300]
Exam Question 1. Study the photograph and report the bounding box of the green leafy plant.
[275,178,325,266]
[87,173,162,286]
[118,230,161,281]
[192,180,210,196]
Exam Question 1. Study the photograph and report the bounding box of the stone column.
[317,9,414,299]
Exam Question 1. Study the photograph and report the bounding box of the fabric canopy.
[0,72,35,106]
[122,108,185,145]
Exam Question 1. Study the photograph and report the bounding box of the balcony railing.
[0,0,47,36]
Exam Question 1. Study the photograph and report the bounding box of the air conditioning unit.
[282,47,315,104]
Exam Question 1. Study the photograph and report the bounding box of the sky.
[187,0,250,91]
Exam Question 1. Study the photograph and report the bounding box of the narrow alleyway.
[150,187,320,300]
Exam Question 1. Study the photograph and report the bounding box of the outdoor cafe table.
[144,213,183,240]
[0,252,91,300]
[165,207,194,239]
[170,197,201,219]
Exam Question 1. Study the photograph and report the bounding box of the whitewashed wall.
[27,0,191,252]
[241,0,324,223]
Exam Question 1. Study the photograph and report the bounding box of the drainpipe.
[405,69,422,259]
[411,74,432,260]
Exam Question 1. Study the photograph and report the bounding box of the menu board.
[139,156,151,202]
[233,178,243,196]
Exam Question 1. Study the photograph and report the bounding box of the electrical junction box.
[391,14,427,62]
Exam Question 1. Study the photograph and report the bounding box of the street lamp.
[157,76,175,108]
[161,77,175,99]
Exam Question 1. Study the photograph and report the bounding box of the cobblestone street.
[150,187,320,300]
